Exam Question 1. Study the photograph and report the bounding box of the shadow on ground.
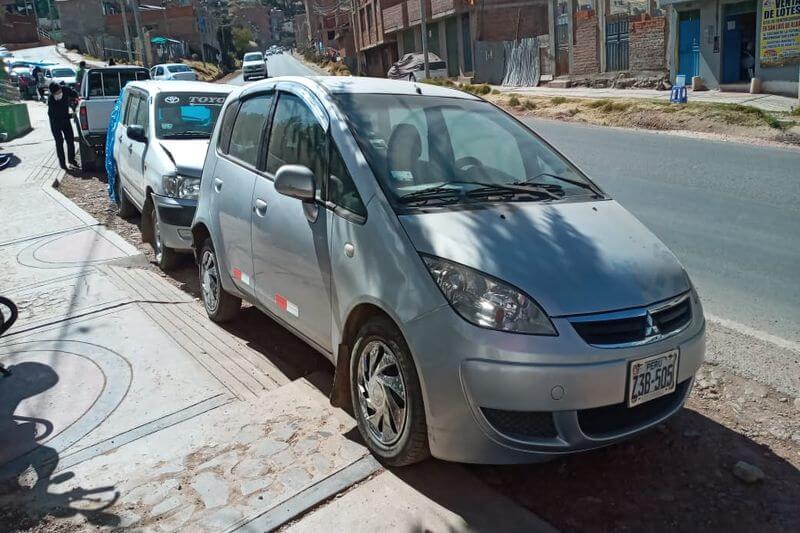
[0,362,120,531]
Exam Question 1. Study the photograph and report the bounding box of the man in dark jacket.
[47,82,79,170]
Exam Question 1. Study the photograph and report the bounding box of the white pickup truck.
[76,66,150,171]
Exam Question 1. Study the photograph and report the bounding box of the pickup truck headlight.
[422,255,556,335]
[163,175,200,200]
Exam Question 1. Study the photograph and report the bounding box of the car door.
[127,90,150,207]
[116,90,139,199]
[211,92,275,298]
[252,88,332,351]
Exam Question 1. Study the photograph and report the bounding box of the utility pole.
[350,0,361,76]
[418,0,429,78]
[120,0,134,62]
[130,0,149,68]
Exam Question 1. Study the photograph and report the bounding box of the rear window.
[167,64,192,73]
[86,69,150,97]
[51,68,75,77]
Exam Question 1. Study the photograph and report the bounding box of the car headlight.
[162,174,200,199]
[422,255,556,335]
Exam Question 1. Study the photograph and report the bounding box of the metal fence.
[502,37,540,87]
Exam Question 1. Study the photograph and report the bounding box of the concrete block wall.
[630,15,667,71]
[573,11,598,75]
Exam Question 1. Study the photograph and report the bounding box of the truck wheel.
[116,180,137,219]
[199,238,241,322]
[79,143,96,172]
[149,205,180,271]
[350,316,430,466]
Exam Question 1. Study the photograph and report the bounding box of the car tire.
[149,205,180,271]
[116,179,137,219]
[199,238,241,323]
[350,316,430,466]
[79,142,95,172]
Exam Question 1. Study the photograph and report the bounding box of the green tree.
[231,27,254,57]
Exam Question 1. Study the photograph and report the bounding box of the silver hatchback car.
[192,77,705,465]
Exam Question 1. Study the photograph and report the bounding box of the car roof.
[157,63,188,68]
[239,76,480,100]
[49,64,76,70]
[126,80,234,94]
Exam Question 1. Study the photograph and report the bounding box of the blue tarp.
[105,86,126,202]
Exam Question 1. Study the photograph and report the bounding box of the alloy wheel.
[356,340,408,446]
[200,250,220,313]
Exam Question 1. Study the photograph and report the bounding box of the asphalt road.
[228,52,317,86]
[11,44,66,64]
[523,119,800,342]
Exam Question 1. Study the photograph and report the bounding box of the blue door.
[678,13,700,79]
[722,15,742,83]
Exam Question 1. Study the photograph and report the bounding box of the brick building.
[302,1,356,66]
[231,4,272,49]
[55,0,106,51]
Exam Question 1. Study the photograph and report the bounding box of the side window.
[266,93,327,193]
[328,141,366,217]
[217,100,240,154]
[135,94,149,130]
[123,94,140,125]
[156,67,163,76]
[228,94,272,167]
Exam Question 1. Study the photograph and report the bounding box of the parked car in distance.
[387,52,448,82]
[150,63,198,81]
[9,65,30,85]
[76,66,150,171]
[114,80,232,269]
[241,52,267,81]
[43,65,78,92]
[191,77,706,466]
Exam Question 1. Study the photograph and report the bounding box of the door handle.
[213,177,223,192]
[253,198,268,216]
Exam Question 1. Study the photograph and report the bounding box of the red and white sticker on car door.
[275,294,299,317]
[232,267,250,286]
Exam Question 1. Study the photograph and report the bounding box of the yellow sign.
[760,0,800,67]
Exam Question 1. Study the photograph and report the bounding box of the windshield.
[167,64,192,73]
[155,93,227,139]
[243,53,263,62]
[52,68,75,77]
[334,93,601,208]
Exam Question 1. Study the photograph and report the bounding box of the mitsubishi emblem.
[645,312,661,338]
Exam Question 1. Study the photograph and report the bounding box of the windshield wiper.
[516,173,603,196]
[398,184,465,205]
[466,182,562,201]
[161,131,209,138]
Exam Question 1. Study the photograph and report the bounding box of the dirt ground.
[57,171,800,533]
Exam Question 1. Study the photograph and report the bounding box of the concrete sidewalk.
[493,85,797,113]
[0,102,555,532]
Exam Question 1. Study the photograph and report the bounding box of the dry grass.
[488,93,800,145]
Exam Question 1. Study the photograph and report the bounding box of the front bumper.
[153,194,197,251]
[403,295,705,464]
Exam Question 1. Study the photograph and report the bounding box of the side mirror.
[275,165,316,202]
[127,125,147,143]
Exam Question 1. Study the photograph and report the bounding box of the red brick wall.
[383,4,405,33]
[573,11,598,75]
[406,0,431,25]
[431,0,456,18]
[477,6,548,42]
[630,15,667,71]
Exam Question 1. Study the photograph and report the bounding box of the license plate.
[628,350,679,407]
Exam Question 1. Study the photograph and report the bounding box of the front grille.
[481,408,558,439]
[651,297,692,333]
[571,294,692,347]
[572,315,647,345]
[577,379,690,438]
